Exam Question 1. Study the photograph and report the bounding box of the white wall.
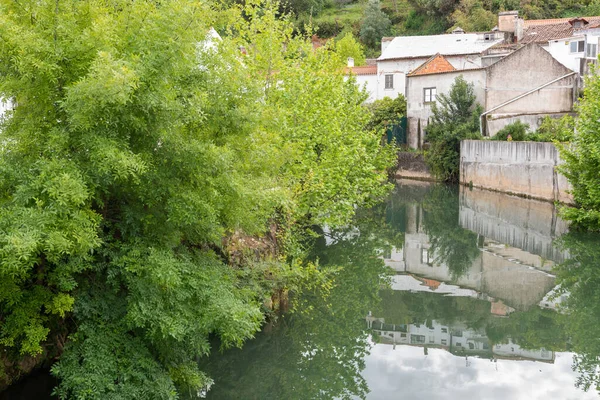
[546,38,581,72]
[406,69,486,149]
[376,54,484,101]
[355,74,378,103]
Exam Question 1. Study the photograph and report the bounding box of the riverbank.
[395,152,436,181]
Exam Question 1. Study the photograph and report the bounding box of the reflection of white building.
[369,317,554,363]
[494,339,555,363]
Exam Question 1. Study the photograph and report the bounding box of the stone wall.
[460,140,573,204]
[396,152,435,181]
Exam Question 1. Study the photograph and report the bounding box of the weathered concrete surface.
[459,186,569,263]
[460,140,573,204]
[396,152,436,181]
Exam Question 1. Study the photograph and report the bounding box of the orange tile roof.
[521,16,600,44]
[345,65,377,75]
[407,53,456,76]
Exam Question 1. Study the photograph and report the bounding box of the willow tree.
[0,0,394,397]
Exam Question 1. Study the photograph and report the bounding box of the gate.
[386,116,407,145]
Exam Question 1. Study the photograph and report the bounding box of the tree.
[365,95,407,134]
[449,0,496,32]
[335,32,366,67]
[424,75,482,182]
[559,69,600,230]
[0,0,395,397]
[360,0,391,50]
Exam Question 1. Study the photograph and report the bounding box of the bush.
[527,115,575,142]
[365,95,407,133]
[491,121,530,141]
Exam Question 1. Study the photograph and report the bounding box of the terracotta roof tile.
[521,16,600,44]
[407,53,456,76]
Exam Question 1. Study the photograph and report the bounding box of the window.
[441,339,447,345]
[385,74,394,89]
[411,334,426,344]
[484,33,494,41]
[441,327,448,333]
[587,43,597,58]
[468,343,475,350]
[429,336,435,344]
[456,342,462,347]
[421,248,433,265]
[424,87,437,103]
[570,40,585,53]
[400,333,407,338]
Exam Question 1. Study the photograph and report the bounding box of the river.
[2,181,600,399]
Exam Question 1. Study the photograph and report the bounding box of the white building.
[375,31,504,100]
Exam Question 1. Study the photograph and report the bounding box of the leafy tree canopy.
[559,70,600,230]
[335,32,367,67]
[0,0,395,397]
[360,0,391,50]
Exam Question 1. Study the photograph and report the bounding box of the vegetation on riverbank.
[0,0,395,396]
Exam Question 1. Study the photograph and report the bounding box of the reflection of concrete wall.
[460,140,573,204]
[480,251,556,311]
[459,186,569,263]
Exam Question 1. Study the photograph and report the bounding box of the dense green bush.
[491,120,530,141]
[527,115,575,142]
[365,95,407,133]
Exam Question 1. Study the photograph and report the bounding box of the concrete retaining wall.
[396,152,435,181]
[460,140,573,204]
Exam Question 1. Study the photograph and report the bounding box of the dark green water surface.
[3,182,600,399]
[200,182,600,400]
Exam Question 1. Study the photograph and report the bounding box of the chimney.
[347,57,354,68]
[498,11,519,33]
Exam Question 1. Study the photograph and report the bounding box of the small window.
[484,33,493,41]
[385,74,394,89]
[441,327,448,333]
[441,339,447,345]
[587,43,597,58]
[424,87,437,103]
[456,342,462,347]
[468,343,475,350]
[400,333,407,338]
[570,40,585,53]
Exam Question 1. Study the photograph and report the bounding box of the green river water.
[2,181,600,399]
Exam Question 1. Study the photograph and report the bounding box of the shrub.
[527,115,575,142]
[491,121,530,141]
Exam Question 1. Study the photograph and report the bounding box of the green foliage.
[365,95,407,134]
[0,0,395,397]
[554,233,600,391]
[335,32,366,66]
[449,0,496,32]
[491,121,530,141]
[424,75,482,182]
[360,0,392,50]
[558,70,600,230]
[198,201,395,400]
[422,185,480,281]
[527,115,575,142]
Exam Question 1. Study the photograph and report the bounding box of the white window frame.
[424,87,437,103]
[587,43,597,58]
[570,40,585,53]
[384,74,394,90]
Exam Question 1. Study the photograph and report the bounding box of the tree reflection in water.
[422,185,480,281]
[198,201,399,400]
[555,232,600,392]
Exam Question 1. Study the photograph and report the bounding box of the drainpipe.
[479,71,577,137]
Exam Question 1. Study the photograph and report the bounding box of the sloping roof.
[408,53,456,76]
[521,16,600,44]
[378,33,504,61]
[345,65,377,75]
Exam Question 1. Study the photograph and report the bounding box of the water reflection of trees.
[422,185,480,281]
[198,203,398,400]
[555,233,600,392]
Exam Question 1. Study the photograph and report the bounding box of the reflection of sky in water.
[359,344,599,400]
